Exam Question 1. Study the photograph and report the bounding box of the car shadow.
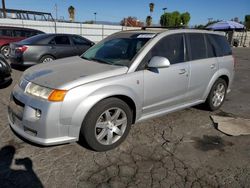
[77,135,93,151]
[0,145,44,188]
[11,64,31,71]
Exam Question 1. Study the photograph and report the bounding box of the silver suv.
[8,29,234,151]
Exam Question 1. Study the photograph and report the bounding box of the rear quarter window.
[207,34,232,57]
[205,34,217,58]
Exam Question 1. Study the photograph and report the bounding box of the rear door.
[48,35,75,58]
[185,33,218,101]
[71,35,92,55]
[142,33,190,115]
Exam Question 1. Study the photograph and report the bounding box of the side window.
[188,33,207,60]
[14,30,24,37]
[1,29,12,37]
[148,34,185,65]
[209,34,232,56]
[72,36,89,45]
[24,31,33,38]
[205,34,216,58]
[50,36,71,45]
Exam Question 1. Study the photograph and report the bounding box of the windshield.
[81,36,151,67]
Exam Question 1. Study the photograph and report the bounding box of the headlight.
[25,82,67,102]
[25,82,53,99]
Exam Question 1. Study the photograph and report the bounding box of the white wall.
[233,31,250,47]
[0,18,140,42]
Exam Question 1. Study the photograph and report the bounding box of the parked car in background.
[0,26,44,57]
[8,29,234,151]
[9,34,94,66]
[0,55,11,85]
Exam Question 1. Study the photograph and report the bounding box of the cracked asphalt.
[0,48,250,188]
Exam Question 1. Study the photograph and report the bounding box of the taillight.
[15,46,28,53]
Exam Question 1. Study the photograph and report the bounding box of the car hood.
[23,56,128,90]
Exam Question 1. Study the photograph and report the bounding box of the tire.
[1,45,10,58]
[205,78,227,111]
[39,55,55,63]
[80,98,132,151]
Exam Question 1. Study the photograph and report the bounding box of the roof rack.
[141,26,187,30]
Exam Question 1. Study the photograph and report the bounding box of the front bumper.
[8,84,77,146]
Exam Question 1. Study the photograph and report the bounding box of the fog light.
[35,109,41,118]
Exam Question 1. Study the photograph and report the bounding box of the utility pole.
[2,0,6,18]
[54,4,58,33]
[94,12,97,24]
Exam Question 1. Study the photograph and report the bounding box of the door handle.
[179,69,187,75]
[210,64,216,69]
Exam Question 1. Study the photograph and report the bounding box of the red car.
[0,26,44,57]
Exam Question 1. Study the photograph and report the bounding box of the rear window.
[18,34,49,44]
[207,34,232,57]
[187,33,207,61]
[72,36,90,45]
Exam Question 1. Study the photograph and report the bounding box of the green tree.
[172,11,181,26]
[160,11,190,27]
[181,12,191,26]
[245,15,250,30]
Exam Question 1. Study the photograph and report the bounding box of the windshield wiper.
[81,56,91,61]
[89,58,112,65]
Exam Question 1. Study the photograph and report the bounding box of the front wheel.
[80,98,132,151]
[205,78,227,111]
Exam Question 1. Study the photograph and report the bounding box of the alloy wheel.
[212,83,226,107]
[95,107,127,145]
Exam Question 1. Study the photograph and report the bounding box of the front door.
[141,34,189,115]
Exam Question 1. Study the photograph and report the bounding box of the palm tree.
[146,16,152,26]
[149,3,155,14]
[147,3,154,26]
[68,6,75,22]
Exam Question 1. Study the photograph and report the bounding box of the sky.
[4,0,250,26]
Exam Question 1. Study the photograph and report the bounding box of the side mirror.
[148,56,170,68]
